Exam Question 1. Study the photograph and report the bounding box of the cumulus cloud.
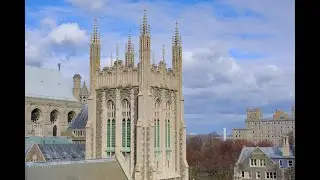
[25,21,89,67]
[26,0,295,133]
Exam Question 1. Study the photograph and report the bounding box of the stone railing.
[27,123,43,136]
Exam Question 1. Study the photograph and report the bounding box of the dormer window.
[279,160,283,168]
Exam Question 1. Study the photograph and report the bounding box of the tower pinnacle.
[91,16,100,43]
[110,52,113,66]
[141,9,149,35]
[162,45,165,62]
[127,29,133,52]
[173,20,181,46]
[152,52,155,65]
[116,43,119,61]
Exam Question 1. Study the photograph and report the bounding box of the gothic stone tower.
[85,10,189,180]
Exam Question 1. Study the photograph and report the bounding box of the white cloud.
[26,0,294,133]
[48,23,88,45]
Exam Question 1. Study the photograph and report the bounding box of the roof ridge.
[26,65,59,73]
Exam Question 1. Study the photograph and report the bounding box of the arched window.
[121,99,131,149]
[122,119,126,147]
[53,125,57,136]
[165,102,171,148]
[50,110,59,124]
[107,101,116,149]
[68,111,76,123]
[154,99,160,148]
[31,108,42,122]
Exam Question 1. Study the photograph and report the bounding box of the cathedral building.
[25,66,88,137]
[85,10,189,180]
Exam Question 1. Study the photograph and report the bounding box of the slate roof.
[69,104,88,130]
[25,65,78,102]
[25,143,33,155]
[38,144,85,162]
[237,146,295,164]
[25,158,115,167]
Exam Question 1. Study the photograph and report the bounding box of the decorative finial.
[116,43,119,60]
[162,45,165,62]
[110,52,113,66]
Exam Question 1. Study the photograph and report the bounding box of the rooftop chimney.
[282,136,290,157]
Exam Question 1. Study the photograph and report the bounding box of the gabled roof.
[25,65,78,102]
[237,146,295,164]
[69,105,88,130]
[38,144,85,162]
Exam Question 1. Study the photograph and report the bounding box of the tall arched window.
[107,100,116,151]
[154,99,160,148]
[165,102,171,148]
[122,99,131,149]
[53,125,57,136]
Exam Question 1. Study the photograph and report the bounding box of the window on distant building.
[288,160,293,167]
[241,171,244,177]
[279,160,283,168]
[265,172,276,179]
[273,172,277,179]
[256,172,260,179]
[250,159,257,166]
[260,159,266,166]
[248,171,251,178]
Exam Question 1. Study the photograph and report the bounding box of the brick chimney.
[282,136,290,156]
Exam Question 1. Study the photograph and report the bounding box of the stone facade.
[85,11,189,180]
[233,107,295,146]
[25,65,89,137]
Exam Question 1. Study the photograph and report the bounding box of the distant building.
[25,66,89,137]
[223,128,227,141]
[232,106,295,146]
[233,136,295,180]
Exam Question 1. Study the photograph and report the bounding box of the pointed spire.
[92,16,99,43]
[110,52,113,66]
[141,9,149,35]
[173,20,180,46]
[127,29,133,52]
[162,45,165,62]
[152,52,155,64]
[116,43,119,61]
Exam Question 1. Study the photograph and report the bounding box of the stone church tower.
[85,10,189,180]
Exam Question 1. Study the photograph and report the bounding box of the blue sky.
[25,0,295,134]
